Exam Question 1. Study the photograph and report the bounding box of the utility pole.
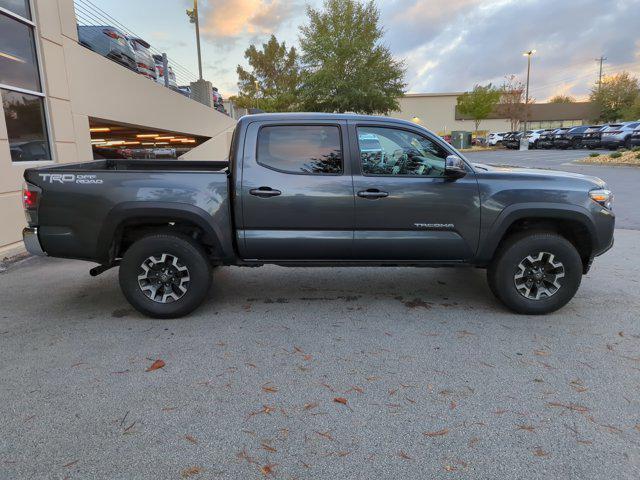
[595,56,607,92]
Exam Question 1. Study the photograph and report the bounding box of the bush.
[589,153,600,157]
[636,152,640,160]
[632,146,640,152]
[609,152,622,159]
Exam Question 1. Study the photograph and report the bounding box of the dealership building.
[0,0,236,255]
[393,93,599,134]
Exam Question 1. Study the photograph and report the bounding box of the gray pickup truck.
[22,113,615,318]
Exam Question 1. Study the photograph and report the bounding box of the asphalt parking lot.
[1,149,639,480]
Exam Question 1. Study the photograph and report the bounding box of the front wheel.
[487,232,583,315]
[119,233,212,318]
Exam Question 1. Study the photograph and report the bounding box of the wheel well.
[496,218,592,270]
[112,218,219,260]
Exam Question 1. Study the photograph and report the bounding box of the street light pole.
[520,49,535,150]
[192,0,203,80]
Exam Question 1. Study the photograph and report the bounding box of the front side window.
[257,125,342,175]
[2,89,51,161]
[357,126,448,177]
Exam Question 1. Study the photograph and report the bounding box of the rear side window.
[257,125,342,175]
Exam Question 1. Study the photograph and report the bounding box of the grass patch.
[589,153,600,157]
[610,152,623,159]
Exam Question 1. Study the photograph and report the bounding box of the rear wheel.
[487,232,583,315]
[625,136,632,149]
[119,233,212,318]
[572,139,582,149]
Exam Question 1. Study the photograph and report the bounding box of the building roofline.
[403,92,465,98]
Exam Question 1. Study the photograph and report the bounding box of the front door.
[240,120,354,260]
[350,123,480,261]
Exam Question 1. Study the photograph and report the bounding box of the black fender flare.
[96,202,231,263]
[477,202,597,263]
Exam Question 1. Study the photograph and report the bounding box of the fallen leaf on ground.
[547,402,589,413]
[260,464,277,476]
[533,447,549,457]
[145,359,165,372]
[517,424,535,432]
[304,402,319,411]
[334,397,348,406]
[185,435,197,444]
[63,460,78,468]
[450,401,457,410]
[398,451,412,460]
[261,443,277,453]
[181,466,203,478]
[261,384,278,393]
[534,350,549,356]
[315,430,334,441]
[424,428,449,437]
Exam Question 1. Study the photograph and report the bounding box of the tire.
[587,145,595,150]
[118,233,212,318]
[487,232,583,315]
[572,139,581,149]
[625,136,632,149]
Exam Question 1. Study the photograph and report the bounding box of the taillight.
[137,62,147,68]
[103,29,121,40]
[156,66,164,76]
[22,186,38,210]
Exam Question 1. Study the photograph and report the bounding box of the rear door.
[349,121,480,261]
[239,120,354,260]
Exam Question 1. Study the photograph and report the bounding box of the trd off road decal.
[39,173,103,184]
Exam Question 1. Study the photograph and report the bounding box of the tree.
[622,95,640,121]
[235,35,301,112]
[298,0,406,114]
[589,72,639,122]
[549,94,575,104]
[456,84,501,133]
[499,75,530,131]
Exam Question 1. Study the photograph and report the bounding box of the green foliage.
[457,84,501,132]
[621,95,640,121]
[548,94,575,104]
[589,152,600,157]
[590,72,639,122]
[632,146,640,152]
[235,35,301,112]
[636,153,640,160]
[609,152,622,159]
[298,0,406,114]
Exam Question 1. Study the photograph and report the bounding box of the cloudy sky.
[96,0,640,101]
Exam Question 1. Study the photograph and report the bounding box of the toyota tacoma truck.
[22,113,615,318]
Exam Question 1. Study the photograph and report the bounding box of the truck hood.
[472,163,607,188]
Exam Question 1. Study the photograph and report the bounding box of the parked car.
[77,25,137,72]
[504,132,526,149]
[582,125,607,149]
[525,129,547,149]
[600,122,640,149]
[553,125,593,149]
[549,127,572,149]
[501,132,519,148]
[152,54,178,88]
[537,129,560,149]
[488,132,506,146]
[631,125,640,147]
[22,113,614,318]
[127,37,156,80]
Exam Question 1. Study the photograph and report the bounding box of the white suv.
[488,132,506,146]
[526,129,548,149]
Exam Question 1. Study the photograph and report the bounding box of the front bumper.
[600,138,624,148]
[22,227,47,256]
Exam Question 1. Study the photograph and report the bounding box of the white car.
[526,129,548,149]
[487,132,506,146]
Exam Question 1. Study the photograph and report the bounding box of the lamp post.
[254,80,260,110]
[521,49,536,149]
[187,0,203,80]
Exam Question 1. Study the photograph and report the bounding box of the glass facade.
[2,88,51,161]
[0,0,31,19]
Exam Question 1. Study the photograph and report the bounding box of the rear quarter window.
[256,125,343,175]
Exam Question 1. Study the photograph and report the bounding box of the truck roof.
[237,112,419,128]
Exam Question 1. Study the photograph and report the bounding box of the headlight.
[589,188,613,210]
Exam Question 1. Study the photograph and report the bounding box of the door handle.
[357,189,389,199]
[250,187,282,198]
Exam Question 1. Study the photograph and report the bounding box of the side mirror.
[445,155,467,179]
